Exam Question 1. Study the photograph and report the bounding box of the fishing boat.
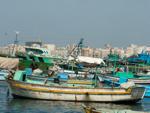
[102,71,150,85]
[103,76,150,97]
[135,69,150,77]
[127,50,150,65]
[5,69,145,103]
[82,104,147,113]
[16,46,61,70]
[104,49,124,67]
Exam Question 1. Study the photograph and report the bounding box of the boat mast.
[68,38,84,58]
[67,38,84,71]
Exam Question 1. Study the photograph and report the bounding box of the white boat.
[5,70,145,103]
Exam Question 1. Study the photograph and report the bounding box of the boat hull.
[142,86,150,97]
[6,78,145,103]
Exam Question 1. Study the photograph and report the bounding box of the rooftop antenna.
[14,31,19,45]
[12,31,19,56]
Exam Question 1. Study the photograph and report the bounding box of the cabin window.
[29,56,35,61]
[22,74,26,81]
[38,57,44,62]
[54,78,59,83]
[19,56,27,60]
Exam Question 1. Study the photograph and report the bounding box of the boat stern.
[131,87,146,100]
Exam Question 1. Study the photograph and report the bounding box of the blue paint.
[25,68,32,76]
[57,73,68,80]
[128,51,150,64]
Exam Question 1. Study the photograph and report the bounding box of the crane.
[68,38,84,58]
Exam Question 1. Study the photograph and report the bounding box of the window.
[38,57,44,62]
[29,56,35,61]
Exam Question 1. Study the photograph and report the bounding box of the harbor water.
[0,81,150,113]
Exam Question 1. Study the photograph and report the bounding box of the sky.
[0,0,150,48]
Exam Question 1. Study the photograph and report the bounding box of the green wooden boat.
[16,47,62,70]
[16,52,54,70]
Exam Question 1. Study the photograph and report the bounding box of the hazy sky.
[0,0,150,47]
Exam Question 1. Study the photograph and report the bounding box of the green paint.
[13,70,26,81]
[115,72,134,79]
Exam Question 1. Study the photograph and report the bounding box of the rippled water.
[0,81,150,113]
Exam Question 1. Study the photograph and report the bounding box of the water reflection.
[84,102,144,111]
[6,99,83,113]
[5,98,146,113]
